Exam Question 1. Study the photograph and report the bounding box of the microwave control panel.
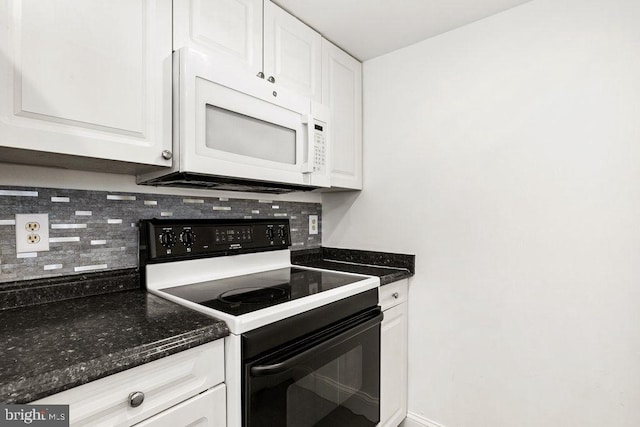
[312,123,326,173]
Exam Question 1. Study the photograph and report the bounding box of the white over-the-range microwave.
[138,48,330,193]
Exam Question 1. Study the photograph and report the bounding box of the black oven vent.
[138,172,319,194]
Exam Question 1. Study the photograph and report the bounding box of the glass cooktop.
[162,267,365,316]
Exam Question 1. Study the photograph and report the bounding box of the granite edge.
[379,269,413,285]
[0,268,140,311]
[289,247,323,264]
[2,323,229,404]
[291,247,415,285]
[321,247,416,274]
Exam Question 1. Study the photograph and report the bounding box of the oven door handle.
[250,310,383,377]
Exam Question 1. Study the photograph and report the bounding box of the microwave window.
[206,105,296,165]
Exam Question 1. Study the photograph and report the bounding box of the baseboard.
[400,412,446,427]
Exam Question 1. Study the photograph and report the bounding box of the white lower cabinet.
[34,340,225,427]
[380,280,409,427]
[134,384,226,427]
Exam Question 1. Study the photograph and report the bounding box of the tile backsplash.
[0,186,321,283]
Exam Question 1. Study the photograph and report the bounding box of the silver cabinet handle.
[267,76,275,83]
[128,391,145,408]
[256,71,265,79]
[392,292,399,299]
[161,150,172,160]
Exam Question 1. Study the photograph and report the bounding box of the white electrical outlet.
[15,214,50,253]
[309,215,319,235]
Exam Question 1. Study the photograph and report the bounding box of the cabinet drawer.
[380,279,409,311]
[134,383,226,427]
[35,340,224,427]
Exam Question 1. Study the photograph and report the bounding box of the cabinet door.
[34,340,225,427]
[322,39,363,189]
[0,0,172,167]
[134,384,226,427]
[263,0,322,103]
[380,302,408,427]
[174,0,263,77]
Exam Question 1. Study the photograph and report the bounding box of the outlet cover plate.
[309,215,319,235]
[15,214,50,253]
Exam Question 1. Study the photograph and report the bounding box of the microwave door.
[178,48,317,187]
[196,100,311,186]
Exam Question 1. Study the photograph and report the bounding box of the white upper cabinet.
[173,0,263,76]
[263,1,322,103]
[173,1,362,190]
[174,0,322,103]
[322,39,363,190]
[0,0,173,168]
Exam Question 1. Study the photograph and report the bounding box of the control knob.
[266,227,275,240]
[277,227,286,240]
[159,230,177,248]
[180,229,196,247]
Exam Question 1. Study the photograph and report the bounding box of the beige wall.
[323,0,640,425]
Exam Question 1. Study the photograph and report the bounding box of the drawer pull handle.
[392,292,399,299]
[128,391,145,408]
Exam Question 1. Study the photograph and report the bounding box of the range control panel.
[141,218,291,261]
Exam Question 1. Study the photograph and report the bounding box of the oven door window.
[245,316,380,427]
[286,345,367,426]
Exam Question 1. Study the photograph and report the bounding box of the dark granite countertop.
[0,289,229,404]
[1,246,413,404]
[292,247,415,285]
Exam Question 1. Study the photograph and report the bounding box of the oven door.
[176,47,329,188]
[243,308,382,427]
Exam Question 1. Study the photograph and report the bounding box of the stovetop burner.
[161,267,366,316]
[218,287,290,306]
